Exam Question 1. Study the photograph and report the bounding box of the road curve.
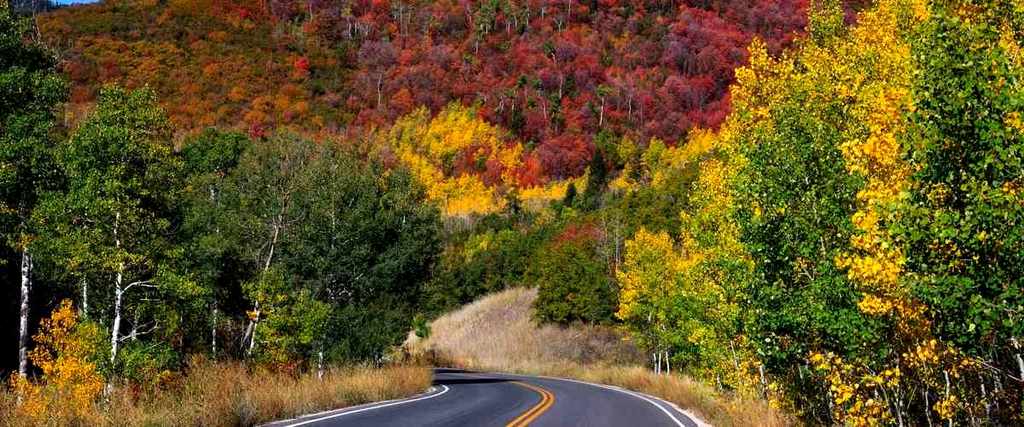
[263,368,706,427]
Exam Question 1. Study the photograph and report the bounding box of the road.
[264,368,706,427]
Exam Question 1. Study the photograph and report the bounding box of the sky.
[53,0,99,5]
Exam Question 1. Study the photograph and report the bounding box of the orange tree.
[9,300,104,425]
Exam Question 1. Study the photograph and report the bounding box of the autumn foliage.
[9,300,104,425]
[39,0,816,178]
[6,0,1024,425]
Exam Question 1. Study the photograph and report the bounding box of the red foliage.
[514,154,545,188]
[42,0,819,182]
[293,56,310,73]
[536,134,594,180]
[554,221,604,247]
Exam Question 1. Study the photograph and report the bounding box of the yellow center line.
[506,381,555,427]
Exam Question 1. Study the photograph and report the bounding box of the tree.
[530,225,616,324]
[894,2,1024,419]
[35,86,181,371]
[616,127,757,391]
[217,133,316,358]
[283,143,441,362]
[180,129,249,357]
[9,300,104,425]
[0,1,66,377]
[386,104,524,217]
[214,134,443,362]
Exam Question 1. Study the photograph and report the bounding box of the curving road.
[263,368,706,427]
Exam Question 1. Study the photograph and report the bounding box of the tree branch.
[122,280,156,293]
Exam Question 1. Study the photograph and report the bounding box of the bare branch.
[118,321,158,342]
[122,280,156,293]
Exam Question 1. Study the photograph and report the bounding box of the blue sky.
[53,0,99,5]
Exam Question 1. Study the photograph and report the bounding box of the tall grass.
[406,287,793,427]
[2,358,431,427]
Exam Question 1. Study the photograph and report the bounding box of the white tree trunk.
[110,269,123,365]
[317,348,325,380]
[759,364,768,398]
[944,370,952,427]
[665,351,670,376]
[1012,337,1024,381]
[18,250,33,377]
[211,306,218,357]
[925,389,933,425]
[246,221,280,357]
[81,278,88,317]
[246,302,260,356]
[110,212,123,366]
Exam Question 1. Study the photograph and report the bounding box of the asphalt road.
[264,368,705,427]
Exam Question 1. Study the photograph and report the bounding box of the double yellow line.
[506,381,555,427]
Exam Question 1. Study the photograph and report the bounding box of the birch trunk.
[81,278,88,317]
[245,220,281,357]
[1012,337,1024,381]
[110,268,124,365]
[18,250,32,377]
[246,300,260,356]
[317,348,325,380]
[211,306,217,357]
[944,370,952,427]
[110,212,123,366]
[759,364,768,398]
[924,390,933,427]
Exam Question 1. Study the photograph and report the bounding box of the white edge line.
[531,375,695,427]
[276,384,450,427]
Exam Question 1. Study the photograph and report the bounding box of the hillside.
[406,287,642,370]
[40,0,814,178]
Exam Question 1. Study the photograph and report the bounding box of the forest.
[3,0,1024,425]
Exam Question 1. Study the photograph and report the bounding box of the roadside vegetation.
[0,300,430,427]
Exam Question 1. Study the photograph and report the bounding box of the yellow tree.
[10,300,104,425]
[386,104,526,216]
[617,128,760,393]
[736,0,980,423]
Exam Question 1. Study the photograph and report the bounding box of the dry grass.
[406,287,643,369]
[1,359,431,427]
[406,287,793,427]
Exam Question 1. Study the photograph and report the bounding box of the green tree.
[214,134,442,363]
[729,36,891,421]
[216,133,319,359]
[530,237,616,324]
[286,146,441,362]
[896,2,1024,417]
[34,86,182,371]
[0,1,67,377]
[179,129,249,357]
